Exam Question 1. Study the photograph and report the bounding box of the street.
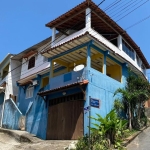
[0,132,73,150]
[127,127,150,150]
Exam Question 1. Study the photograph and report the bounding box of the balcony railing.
[49,68,87,89]
[0,75,8,86]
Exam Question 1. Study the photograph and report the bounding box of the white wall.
[20,43,50,80]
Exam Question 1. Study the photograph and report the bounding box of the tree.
[114,74,150,130]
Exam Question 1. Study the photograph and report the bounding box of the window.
[28,57,35,69]
[26,86,34,99]
[122,40,135,60]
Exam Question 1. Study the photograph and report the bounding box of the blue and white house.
[0,53,22,129]
[13,0,149,140]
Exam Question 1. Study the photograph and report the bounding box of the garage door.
[47,93,84,140]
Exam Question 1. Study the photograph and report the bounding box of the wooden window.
[26,86,34,99]
[28,57,35,69]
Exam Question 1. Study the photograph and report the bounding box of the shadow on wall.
[2,99,22,130]
[25,87,48,140]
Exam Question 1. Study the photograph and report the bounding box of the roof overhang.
[38,80,89,96]
[45,0,149,69]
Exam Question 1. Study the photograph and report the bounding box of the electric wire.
[103,0,121,12]
[116,0,149,22]
[109,0,138,17]
[125,14,150,30]
[1,0,107,83]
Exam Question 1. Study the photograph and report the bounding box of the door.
[47,93,84,140]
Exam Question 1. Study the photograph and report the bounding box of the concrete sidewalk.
[0,128,76,150]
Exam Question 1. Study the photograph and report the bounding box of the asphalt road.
[127,127,150,150]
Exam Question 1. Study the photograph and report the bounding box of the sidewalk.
[0,128,76,150]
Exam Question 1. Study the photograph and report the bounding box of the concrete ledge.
[123,126,147,146]
[0,128,43,143]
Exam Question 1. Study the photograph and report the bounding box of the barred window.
[28,57,35,69]
[26,86,34,99]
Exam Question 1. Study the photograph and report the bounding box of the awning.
[38,80,89,96]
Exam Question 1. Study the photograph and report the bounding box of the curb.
[0,128,43,143]
[123,126,148,146]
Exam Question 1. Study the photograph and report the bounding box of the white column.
[51,27,56,47]
[139,59,142,68]
[117,35,122,51]
[134,51,137,62]
[86,8,91,29]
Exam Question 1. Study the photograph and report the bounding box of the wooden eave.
[45,0,149,68]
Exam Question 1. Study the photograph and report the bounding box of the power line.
[125,14,150,30]
[1,0,107,83]
[110,0,138,18]
[116,0,149,22]
[103,0,121,12]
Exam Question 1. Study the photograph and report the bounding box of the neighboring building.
[5,0,149,140]
[0,53,22,127]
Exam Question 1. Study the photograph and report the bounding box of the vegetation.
[76,73,150,149]
[114,73,150,130]
[76,110,127,150]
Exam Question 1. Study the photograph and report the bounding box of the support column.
[103,51,109,75]
[49,59,54,83]
[134,51,137,62]
[87,43,91,68]
[103,54,106,75]
[117,35,122,51]
[51,27,56,47]
[85,8,91,29]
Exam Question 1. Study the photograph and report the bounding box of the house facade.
[6,0,149,140]
[0,53,22,128]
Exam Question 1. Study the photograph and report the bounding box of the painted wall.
[17,73,50,139]
[50,69,84,89]
[25,92,48,139]
[83,67,127,135]
[20,50,50,80]
[2,99,22,130]
[0,93,4,123]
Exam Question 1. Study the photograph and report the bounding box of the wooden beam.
[54,59,69,67]
[69,53,103,67]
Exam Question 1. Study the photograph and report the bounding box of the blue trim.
[54,66,66,73]
[91,44,122,66]
[52,41,93,60]
[91,45,104,55]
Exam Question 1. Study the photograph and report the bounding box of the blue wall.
[83,67,127,135]
[26,93,48,139]
[0,92,4,105]
[17,74,49,139]
[2,99,22,130]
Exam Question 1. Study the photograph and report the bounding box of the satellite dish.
[73,64,84,72]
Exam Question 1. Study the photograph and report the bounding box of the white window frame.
[26,86,34,99]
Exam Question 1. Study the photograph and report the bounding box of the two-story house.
[15,0,149,140]
[0,53,22,127]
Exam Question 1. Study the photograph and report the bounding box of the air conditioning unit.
[32,80,38,86]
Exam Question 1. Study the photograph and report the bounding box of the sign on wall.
[90,98,100,108]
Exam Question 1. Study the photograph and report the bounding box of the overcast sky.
[0,0,150,76]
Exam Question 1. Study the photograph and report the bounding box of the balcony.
[49,68,86,89]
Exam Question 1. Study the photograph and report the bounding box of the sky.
[0,0,150,76]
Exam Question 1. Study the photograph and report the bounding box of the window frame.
[25,86,34,99]
[28,56,35,70]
